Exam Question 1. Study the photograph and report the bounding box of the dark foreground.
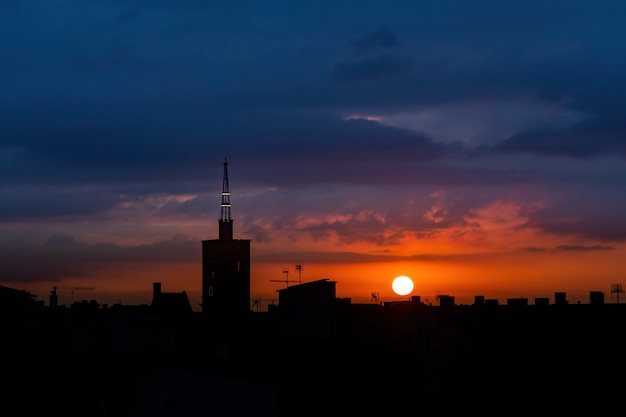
[3,302,625,416]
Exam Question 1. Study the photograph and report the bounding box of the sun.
[392,275,414,296]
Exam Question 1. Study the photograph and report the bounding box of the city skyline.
[2,1,626,307]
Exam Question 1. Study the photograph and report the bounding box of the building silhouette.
[201,157,251,315]
[150,282,193,319]
[274,278,337,339]
[3,159,626,415]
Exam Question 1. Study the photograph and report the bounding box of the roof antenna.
[295,264,303,284]
[271,268,291,288]
[218,157,233,240]
[611,283,625,304]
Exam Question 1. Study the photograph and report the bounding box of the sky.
[2,0,626,309]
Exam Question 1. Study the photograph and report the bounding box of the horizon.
[2,1,626,310]
[11,276,625,312]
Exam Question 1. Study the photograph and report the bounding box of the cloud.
[555,244,613,252]
[0,187,120,221]
[491,117,626,158]
[351,24,399,55]
[253,249,474,265]
[0,234,200,284]
[2,1,626,300]
[1,108,456,191]
[332,54,414,82]
[523,193,626,241]
[523,244,614,253]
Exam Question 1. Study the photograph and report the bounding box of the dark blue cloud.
[332,54,414,82]
[521,187,626,241]
[2,0,626,294]
[0,234,199,283]
[555,245,613,252]
[351,24,399,55]
[491,118,626,158]
[0,188,117,221]
[1,104,454,186]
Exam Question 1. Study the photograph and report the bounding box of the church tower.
[201,158,251,314]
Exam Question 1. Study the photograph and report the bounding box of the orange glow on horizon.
[11,202,626,311]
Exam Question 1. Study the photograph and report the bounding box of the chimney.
[153,282,162,297]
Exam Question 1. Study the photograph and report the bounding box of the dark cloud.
[253,250,474,265]
[0,180,219,223]
[332,54,414,82]
[1,1,626,297]
[491,117,626,158]
[523,244,614,253]
[351,24,399,55]
[524,195,626,241]
[60,286,96,292]
[555,244,613,252]
[0,187,120,221]
[1,107,454,188]
[0,235,200,284]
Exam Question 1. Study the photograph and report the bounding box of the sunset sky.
[2,1,626,309]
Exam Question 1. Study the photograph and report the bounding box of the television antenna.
[611,283,625,304]
[371,292,380,304]
[251,297,277,312]
[295,264,303,284]
[270,268,292,288]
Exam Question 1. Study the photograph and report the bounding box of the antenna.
[251,297,277,312]
[270,268,292,288]
[371,292,379,304]
[295,264,302,284]
[220,156,231,222]
[611,283,625,304]
[218,157,233,240]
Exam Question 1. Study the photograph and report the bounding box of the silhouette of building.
[0,285,41,341]
[506,297,528,307]
[554,291,568,305]
[6,162,626,415]
[49,286,58,309]
[438,294,455,307]
[201,158,251,315]
[589,290,604,305]
[151,282,193,318]
[410,295,423,305]
[275,278,337,338]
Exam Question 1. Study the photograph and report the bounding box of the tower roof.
[220,156,231,222]
[219,157,233,240]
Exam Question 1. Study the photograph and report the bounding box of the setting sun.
[392,275,414,296]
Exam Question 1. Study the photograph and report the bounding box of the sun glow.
[392,275,414,296]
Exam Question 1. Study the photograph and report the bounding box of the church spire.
[219,157,233,240]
